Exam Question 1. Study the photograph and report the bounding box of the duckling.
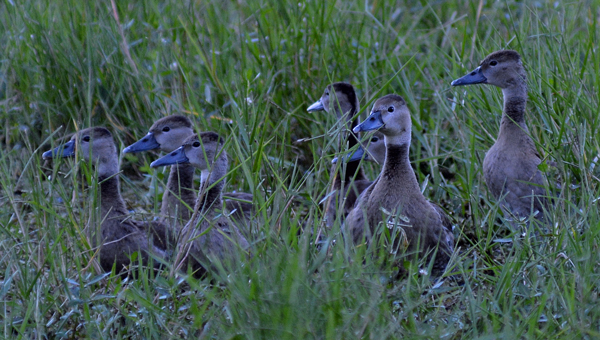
[123,115,254,227]
[451,50,549,220]
[123,115,196,225]
[308,82,373,226]
[346,94,453,275]
[150,132,249,277]
[344,131,455,249]
[339,131,386,165]
[43,127,167,274]
[331,130,385,211]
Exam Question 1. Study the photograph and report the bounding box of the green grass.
[1,0,600,338]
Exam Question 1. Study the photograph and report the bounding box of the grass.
[1,0,600,338]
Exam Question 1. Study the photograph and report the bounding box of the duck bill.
[42,140,75,159]
[345,145,369,163]
[307,100,325,112]
[150,147,189,168]
[451,66,487,86]
[122,132,160,153]
[353,111,384,133]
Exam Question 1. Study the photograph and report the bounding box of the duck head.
[333,131,386,164]
[354,94,411,146]
[123,115,194,154]
[307,82,358,119]
[451,50,526,89]
[151,132,227,172]
[43,127,118,176]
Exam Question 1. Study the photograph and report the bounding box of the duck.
[122,115,254,227]
[123,115,196,225]
[150,132,250,277]
[42,127,168,274]
[307,82,375,226]
[345,94,453,275]
[451,50,549,220]
[337,131,386,165]
[343,130,454,247]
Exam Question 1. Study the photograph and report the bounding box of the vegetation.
[1,0,599,338]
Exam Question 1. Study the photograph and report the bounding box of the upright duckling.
[43,127,167,274]
[344,130,454,249]
[123,115,254,227]
[308,82,373,226]
[123,115,196,225]
[451,50,549,220]
[346,95,453,275]
[151,132,249,277]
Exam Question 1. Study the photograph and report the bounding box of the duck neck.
[97,158,128,216]
[341,159,365,184]
[500,84,528,131]
[194,157,227,216]
[381,140,420,193]
[347,110,360,149]
[338,107,366,185]
[166,163,196,196]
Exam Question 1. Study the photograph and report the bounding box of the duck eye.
[371,136,379,143]
[162,126,170,132]
[325,90,329,96]
[388,106,394,112]
[490,60,498,66]
[192,141,201,148]
[82,136,90,142]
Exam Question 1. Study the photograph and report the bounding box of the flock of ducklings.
[41,49,549,278]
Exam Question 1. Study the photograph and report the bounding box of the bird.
[150,131,250,278]
[451,50,549,221]
[123,115,254,229]
[308,82,377,227]
[43,127,168,275]
[345,94,453,275]
[336,131,386,165]
[342,130,454,247]
[123,115,196,225]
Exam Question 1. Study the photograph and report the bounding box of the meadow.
[1,0,599,338]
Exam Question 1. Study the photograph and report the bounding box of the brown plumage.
[346,94,454,275]
[307,82,374,226]
[123,115,254,229]
[151,132,250,277]
[345,131,452,244]
[43,127,167,274]
[452,50,549,220]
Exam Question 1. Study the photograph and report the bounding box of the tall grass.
[1,0,599,338]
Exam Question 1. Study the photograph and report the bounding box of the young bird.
[123,115,254,229]
[452,50,550,221]
[308,82,375,226]
[43,127,168,274]
[150,132,250,277]
[345,95,453,275]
